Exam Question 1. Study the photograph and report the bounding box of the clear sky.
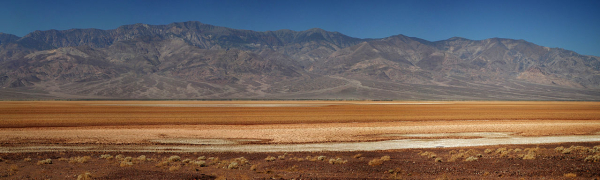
[1,0,599,56]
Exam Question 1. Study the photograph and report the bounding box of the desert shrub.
[305,155,327,161]
[23,158,32,162]
[120,161,133,167]
[514,148,522,152]
[306,156,314,161]
[287,165,299,172]
[369,156,391,166]
[182,158,192,163]
[80,156,92,163]
[115,154,125,161]
[168,155,181,162]
[368,158,384,166]
[464,156,478,162]
[584,155,600,162]
[353,154,363,159]
[192,160,206,167]
[289,157,304,161]
[100,154,113,160]
[564,173,577,177]
[448,154,461,162]
[77,172,92,180]
[522,151,536,160]
[328,157,348,164]
[250,164,258,171]
[228,161,239,169]
[495,148,507,154]
[448,149,481,162]
[564,146,592,154]
[211,157,249,169]
[381,155,391,161]
[70,156,92,164]
[37,159,52,165]
[137,155,147,161]
[265,156,276,162]
[317,156,326,161]
[8,164,18,173]
[499,151,510,158]
[524,147,540,152]
[420,151,437,158]
[234,157,249,165]
[388,168,404,179]
[465,149,479,155]
[155,160,169,167]
[169,165,181,172]
[484,149,493,154]
[305,156,318,161]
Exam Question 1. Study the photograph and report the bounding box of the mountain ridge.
[0,21,598,100]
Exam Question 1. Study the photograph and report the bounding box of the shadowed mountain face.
[0,21,598,100]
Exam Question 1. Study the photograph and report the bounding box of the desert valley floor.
[1,101,600,179]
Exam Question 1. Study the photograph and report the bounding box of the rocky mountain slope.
[0,21,598,100]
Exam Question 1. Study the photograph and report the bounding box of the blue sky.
[1,0,599,56]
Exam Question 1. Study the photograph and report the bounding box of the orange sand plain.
[0,101,599,145]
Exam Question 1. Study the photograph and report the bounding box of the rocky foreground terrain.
[2,143,600,179]
[0,21,599,100]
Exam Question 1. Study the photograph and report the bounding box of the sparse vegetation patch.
[369,155,391,166]
[37,159,52,165]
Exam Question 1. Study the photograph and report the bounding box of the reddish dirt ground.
[1,143,600,179]
[1,101,600,179]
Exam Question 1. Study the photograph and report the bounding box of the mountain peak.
[306,28,326,32]
[447,37,469,41]
[1,21,599,100]
[0,33,20,45]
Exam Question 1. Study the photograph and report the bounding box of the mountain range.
[0,21,599,100]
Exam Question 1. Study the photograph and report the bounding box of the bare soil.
[1,101,600,179]
[2,143,600,179]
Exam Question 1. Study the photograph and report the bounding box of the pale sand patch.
[2,134,600,153]
[1,120,599,144]
[148,138,263,145]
